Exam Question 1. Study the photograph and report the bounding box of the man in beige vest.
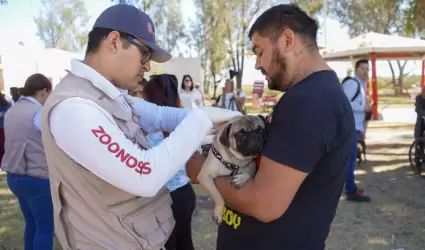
[40,4,241,250]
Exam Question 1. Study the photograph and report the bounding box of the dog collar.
[211,145,239,176]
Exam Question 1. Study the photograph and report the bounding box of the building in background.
[0,45,83,92]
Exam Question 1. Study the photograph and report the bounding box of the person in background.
[216,79,246,113]
[179,74,203,109]
[414,87,425,170]
[194,82,205,106]
[1,73,53,250]
[0,93,10,165]
[364,94,374,134]
[129,77,147,98]
[415,86,425,138]
[143,74,196,250]
[341,59,371,202]
[10,87,21,104]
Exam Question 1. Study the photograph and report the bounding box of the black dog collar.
[211,145,239,176]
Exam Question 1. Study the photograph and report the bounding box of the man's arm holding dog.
[215,95,337,222]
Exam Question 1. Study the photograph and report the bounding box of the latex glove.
[200,106,243,124]
[201,134,214,145]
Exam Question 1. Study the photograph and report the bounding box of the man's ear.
[219,124,232,148]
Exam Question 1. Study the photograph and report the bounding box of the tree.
[223,0,269,89]
[404,0,425,38]
[34,0,90,53]
[330,0,412,95]
[114,0,185,55]
[289,0,323,16]
[186,7,208,92]
[195,0,229,98]
[159,0,185,54]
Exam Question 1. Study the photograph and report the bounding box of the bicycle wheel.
[408,137,424,175]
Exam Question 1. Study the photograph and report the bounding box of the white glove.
[200,106,243,124]
[201,134,214,145]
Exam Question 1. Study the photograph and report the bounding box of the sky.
[0,0,423,84]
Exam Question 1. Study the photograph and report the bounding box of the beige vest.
[41,72,174,250]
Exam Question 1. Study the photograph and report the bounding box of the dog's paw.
[212,215,222,225]
[230,173,252,189]
[213,206,224,225]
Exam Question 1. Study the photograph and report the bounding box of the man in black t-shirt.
[211,4,355,250]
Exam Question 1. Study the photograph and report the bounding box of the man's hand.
[186,152,206,184]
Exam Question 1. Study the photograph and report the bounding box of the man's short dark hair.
[248,4,318,45]
[355,59,369,69]
[85,27,131,55]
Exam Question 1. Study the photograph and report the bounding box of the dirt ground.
[1,128,424,250]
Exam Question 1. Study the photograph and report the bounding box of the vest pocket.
[124,203,175,249]
[51,180,72,249]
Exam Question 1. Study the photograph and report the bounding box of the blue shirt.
[0,105,10,128]
[341,75,366,132]
[146,131,190,192]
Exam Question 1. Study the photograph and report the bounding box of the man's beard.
[266,45,288,91]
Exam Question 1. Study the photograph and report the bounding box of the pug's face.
[218,115,266,160]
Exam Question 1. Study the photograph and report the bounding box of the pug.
[197,115,267,224]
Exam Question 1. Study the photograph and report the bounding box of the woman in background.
[129,77,147,98]
[2,73,54,250]
[0,93,11,164]
[143,74,196,250]
[179,74,203,109]
[10,87,21,103]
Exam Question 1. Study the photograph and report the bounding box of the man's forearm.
[215,177,259,217]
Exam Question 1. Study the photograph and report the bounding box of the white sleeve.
[49,97,213,197]
[341,80,364,112]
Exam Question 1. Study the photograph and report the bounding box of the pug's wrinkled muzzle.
[237,132,265,156]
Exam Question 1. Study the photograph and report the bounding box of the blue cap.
[93,4,171,63]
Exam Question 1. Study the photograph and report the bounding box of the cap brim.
[139,38,172,63]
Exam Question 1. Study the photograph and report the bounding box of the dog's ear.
[219,124,232,148]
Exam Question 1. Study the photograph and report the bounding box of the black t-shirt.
[216,70,355,250]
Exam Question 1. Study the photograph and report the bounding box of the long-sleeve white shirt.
[341,76,366,132]
[47,60,219,197]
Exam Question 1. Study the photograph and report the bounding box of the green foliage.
[289,0,323,16]
[330,0,405,37]
[404,0,425,38]
[115,0,185,56]
[34,0,90,53]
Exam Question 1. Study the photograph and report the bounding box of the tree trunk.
[396,60,407,94]
[387,61,398,95]
[212,74,218,99]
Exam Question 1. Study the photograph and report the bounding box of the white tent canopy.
[321,32,425,61]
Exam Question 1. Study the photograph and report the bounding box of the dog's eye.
[236,131,245,136]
